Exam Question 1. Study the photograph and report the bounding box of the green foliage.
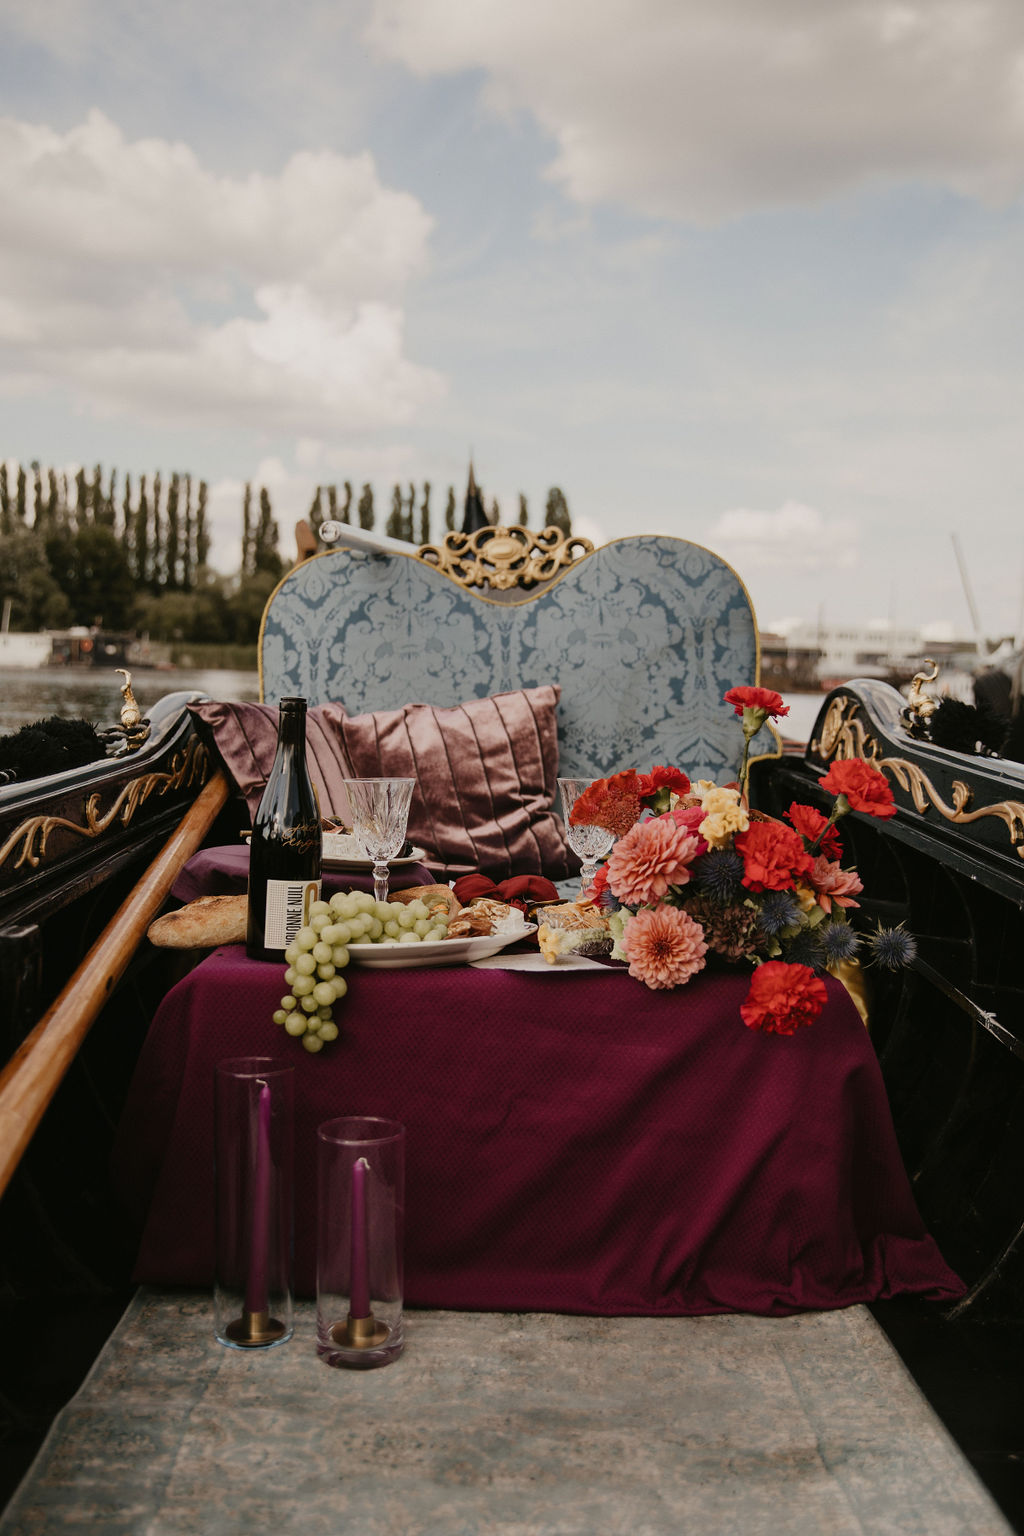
[545,487,572,535]
[0,459,571,651]
[0,528,71,629]
[45,524,136,629]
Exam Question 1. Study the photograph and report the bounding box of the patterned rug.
[1,1290,1011,1535]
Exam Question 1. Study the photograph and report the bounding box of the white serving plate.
[323,845,428,872]
[347,925,537,969]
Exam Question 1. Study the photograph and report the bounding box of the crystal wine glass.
[558,778,615,901]
[343,778,416,903]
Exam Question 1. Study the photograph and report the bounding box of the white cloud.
[0,110,444,431]
[367,0,1024,221]
[704,500,859,574]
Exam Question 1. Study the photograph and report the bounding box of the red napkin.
[452,873,560,913]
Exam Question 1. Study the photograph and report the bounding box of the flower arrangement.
[569,686,915,1036]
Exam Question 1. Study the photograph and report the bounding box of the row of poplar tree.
[0,462,572,646]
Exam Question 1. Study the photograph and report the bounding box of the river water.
[0,668,828,747]
[0,667,262,734]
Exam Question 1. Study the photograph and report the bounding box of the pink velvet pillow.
[188,701,354,822]
[319,687,570,880]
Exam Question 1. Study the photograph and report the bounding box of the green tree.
[182,474,194,591]
[254,486,282,578]
[419,482,431,545]
[341,481,352,523]
[165,472,181,590]
[151,471,163,587]
[46,524,136,629]
[445,486,456,532]
[121,472,135,573]
[74,466,88,524]
[386,483,403,539]
[242,482,254,578]
[545,487,572,535]
[136,475,150,585]
[31,461,43,528]
[195,481,210,568]
[0,462,9,534]
[0,528,72,629]
[518,493,528,528]
[309,486,324,532]
[46,469,61,531]
[357,483,375,530]
[16,465,27,524]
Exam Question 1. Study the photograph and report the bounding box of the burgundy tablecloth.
[170,844,437,902]
[112,948,963,1316]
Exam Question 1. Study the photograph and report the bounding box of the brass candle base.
[225,1309,288,1347]
[330,1312,391,1349]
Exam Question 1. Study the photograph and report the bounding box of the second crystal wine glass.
[558,778,615,900]
[343,778,416,903]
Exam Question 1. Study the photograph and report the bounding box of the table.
[112,945,964,1316]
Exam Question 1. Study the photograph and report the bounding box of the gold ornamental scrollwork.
[812,695,880,763]
[880,757,1024,855]
[0,735,210,873]
[418,524,594,592]
[811,693,1024,860]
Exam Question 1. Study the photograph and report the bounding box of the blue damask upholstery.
[259,535,765,783]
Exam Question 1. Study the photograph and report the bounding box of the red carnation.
[570,769,643,838]
[636,765,691,800]
[786,800,842,860]
[818,758,896,820]
[734,818,813,892]
[740,962,828,1036]
[724,686,789,720]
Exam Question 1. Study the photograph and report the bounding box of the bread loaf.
[147,894,248,948]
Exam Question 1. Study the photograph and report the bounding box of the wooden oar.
[0,769,229,1202]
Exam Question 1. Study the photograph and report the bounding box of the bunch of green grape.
[272,889,451,1053]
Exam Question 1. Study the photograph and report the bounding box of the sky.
[1,0,1023,638]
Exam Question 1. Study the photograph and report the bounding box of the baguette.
[147,894,248,948]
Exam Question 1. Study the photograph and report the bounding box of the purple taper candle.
[244,1080,272,1316]
[349,1155,371,1319]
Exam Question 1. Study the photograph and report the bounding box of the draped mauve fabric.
[112,948,963,1316]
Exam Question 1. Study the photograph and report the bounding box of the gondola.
[1,523,1022,1525]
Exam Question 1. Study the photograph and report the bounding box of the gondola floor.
[0,1289,1013,1535]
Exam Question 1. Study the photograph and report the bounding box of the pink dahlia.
[622,906,708,989]
[804,856,863,912]
[606,818,703,906]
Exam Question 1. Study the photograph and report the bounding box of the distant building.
[760,619,978,691]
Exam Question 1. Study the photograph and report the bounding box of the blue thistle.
[866,922,917,970]
[819,921,860,966]
[783,928,824,969]
[757,890,803,936]
[692,848,745,902]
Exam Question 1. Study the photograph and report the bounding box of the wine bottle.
[246,696,322,962]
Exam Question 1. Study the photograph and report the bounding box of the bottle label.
[263,878,321,950]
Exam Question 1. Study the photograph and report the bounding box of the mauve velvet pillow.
[319,688,570,881]
[187,701,354,822]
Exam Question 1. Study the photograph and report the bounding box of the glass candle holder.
[214,1057,294,1349]
[316,1116,405,1369]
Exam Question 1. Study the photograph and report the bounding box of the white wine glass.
[558,778,615,901]
[343,778,416,903]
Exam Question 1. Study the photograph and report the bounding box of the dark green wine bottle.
[246,697,322,962]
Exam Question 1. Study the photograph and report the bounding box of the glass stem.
[579,857,599,900]
[372,861,390,904]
